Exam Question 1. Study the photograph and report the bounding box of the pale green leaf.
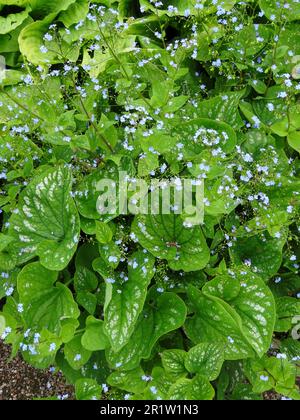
[81,316,110,351]
[0,6,30,35]
[59,0,89,27]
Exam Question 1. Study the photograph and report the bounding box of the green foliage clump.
[0,0,300,401]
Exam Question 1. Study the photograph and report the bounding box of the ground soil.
[0,340,74,400]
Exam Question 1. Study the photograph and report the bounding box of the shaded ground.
[0,341,74,400]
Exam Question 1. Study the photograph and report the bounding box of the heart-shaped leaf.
[185,285,254,360]
[168,375,215,400]
[81,316,110,352]
[175,118,237,162]
[106,293,187,371]
[65,334,92,370]
[231,234,284,281]
[9,165,80,270]
[185,343,224,381]
[203,271,276,357]
[161,349,187,379]
[17,262,80,333]
[132,214,210,272]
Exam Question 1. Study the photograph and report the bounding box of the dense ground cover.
[0,0,299,400]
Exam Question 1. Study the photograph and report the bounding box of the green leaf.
[189,91,245,129]
[74,266,98,314]
[275,297,300,332]
[0,6,30,35]
[104,251,155,352]
[249,79,267,95]
[168,375,215,400]
[59,0,89,27]
[202,270,276,357]
[143,366,173,400]
[231,234,284,281]
[118,0,137,19]
[29,0,77,17]
[76,291,97,315]
[60,318,79,343]
[106,293,187,371]
[259,0,300,22]
[18,15,57,65]
[9,165,80,270]
[0,234,14,252]
[270,273,300,298]
[280,338,300,361]
[19,11,80,65]
[245,355,298,396]
[0,15,32,53]
[75,163,119,220]
[185,343,224,381]
[107,367,148,394]
[64,334,92,370]
[185,285,254,360]
[177,118,237,160]
[17,262,80,333]
[132,214,210,272]
[288,131,300,153]
[81,316,110,352]
[75,378,102,401]
[22,329,62,369]
[0,1,28,5]
[99,241,121,269]
[0,315,6,336]
[161,349,187,379]
[80,217,96,235]
[138,152,159,177]
[95,221,113,244]
[97,114,118,152]
[163,95,189,113]
[231,384,263,401]
[202,273,241,301]
[139,132,177,155]
[92,255,113,280]
[74,266,98,292]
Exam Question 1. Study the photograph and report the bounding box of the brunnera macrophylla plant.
[0,0,299,401]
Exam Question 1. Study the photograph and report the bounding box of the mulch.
[0,340,74,400]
